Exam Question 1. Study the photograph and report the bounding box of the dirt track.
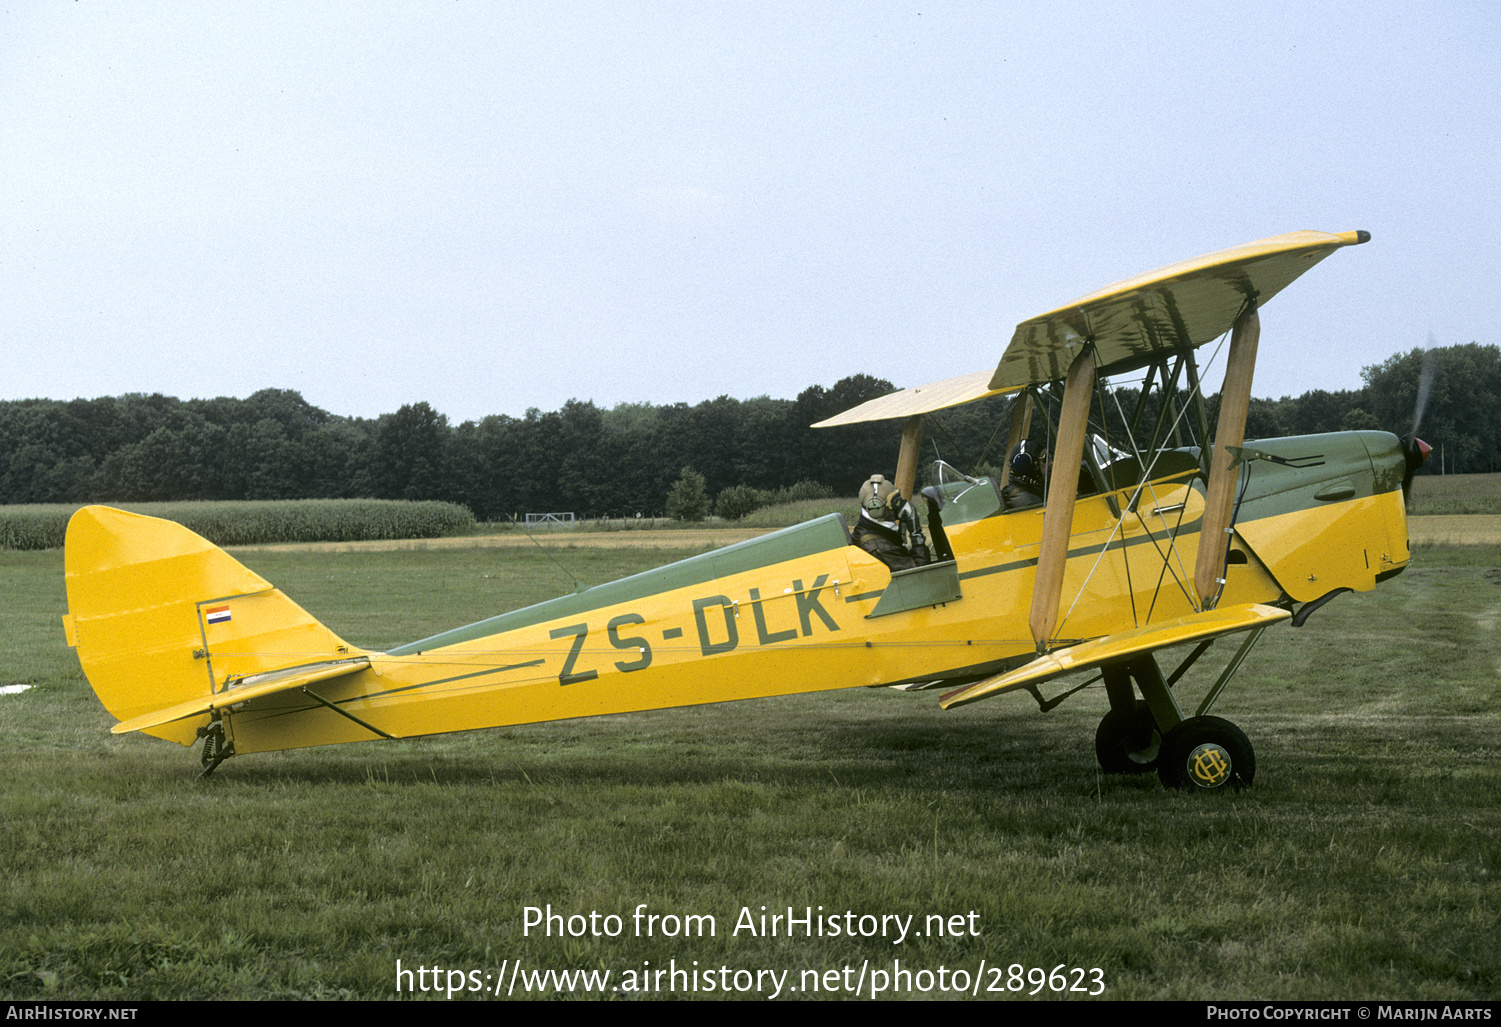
[1406,514,1501,546]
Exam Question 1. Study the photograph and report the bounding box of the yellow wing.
[815,229,1369,427]
[810,369,1021,428]
[939,603,1292,709]
[990,229,1369,389]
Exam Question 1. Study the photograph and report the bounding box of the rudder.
[63,506,360,745]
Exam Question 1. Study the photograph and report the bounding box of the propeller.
[1399,341,1437,502]
[1409,338,1438,437]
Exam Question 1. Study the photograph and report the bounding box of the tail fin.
[63,506,360,745]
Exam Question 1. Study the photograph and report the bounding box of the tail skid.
[63,506,363,746]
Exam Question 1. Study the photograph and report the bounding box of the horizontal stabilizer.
[939,604,1291,709]
[110,657,371,734]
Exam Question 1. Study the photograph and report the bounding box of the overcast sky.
[3,2,1496,424]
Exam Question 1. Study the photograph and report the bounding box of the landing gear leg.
[1095,657,1183,775]
[1094,700,1162,773]
[196,717,235,778]
[1096,644,1261,790]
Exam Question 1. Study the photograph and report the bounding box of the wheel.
[1157,716,1255,791]
[1095,701,1162,774]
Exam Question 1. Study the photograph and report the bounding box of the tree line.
[0,376,905,520]
[1,343,1494,518]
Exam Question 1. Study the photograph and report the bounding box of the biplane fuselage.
[63,430,1409,757]
[64,229,1412,787]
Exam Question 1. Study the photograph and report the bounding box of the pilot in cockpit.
[1001,440,1046,510]
[849,474,931,571]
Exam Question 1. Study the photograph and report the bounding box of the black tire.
[1157,716,1255,791]
[1095,701,1162,774]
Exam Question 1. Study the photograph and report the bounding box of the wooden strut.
[1194,303,1260,609]
[997,391,1034,490]
[1029,347,1095,650]
[894,415,924,500]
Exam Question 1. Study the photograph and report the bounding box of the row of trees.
[2,344,1495,517]
[0,376,904,519]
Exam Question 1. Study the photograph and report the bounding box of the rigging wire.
[1049,316,1242,638]
[507,513,586,593]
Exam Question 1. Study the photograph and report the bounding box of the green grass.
[2,543,1497,1000]
[1408,472,1501,515]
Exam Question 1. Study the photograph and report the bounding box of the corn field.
[0,500,475,551]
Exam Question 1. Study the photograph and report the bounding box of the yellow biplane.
[62,229,1427,790]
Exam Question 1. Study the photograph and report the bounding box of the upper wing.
[989,229,1369,390]
[810,369,1020,428]
[938,603,1291,709]
[815,229,1369,427]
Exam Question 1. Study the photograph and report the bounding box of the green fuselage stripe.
[386,515,851,656]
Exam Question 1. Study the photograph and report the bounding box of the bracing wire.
[1049,318,1241,639]
[507,513,585,592]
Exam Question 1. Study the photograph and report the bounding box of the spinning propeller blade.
[1410,339,1438,438]
[1400,339,1438,502]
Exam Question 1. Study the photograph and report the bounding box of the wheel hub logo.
[1187,743,1231,787]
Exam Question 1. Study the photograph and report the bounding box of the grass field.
[1,538,1497,1001]
[1408,473,1501,516]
